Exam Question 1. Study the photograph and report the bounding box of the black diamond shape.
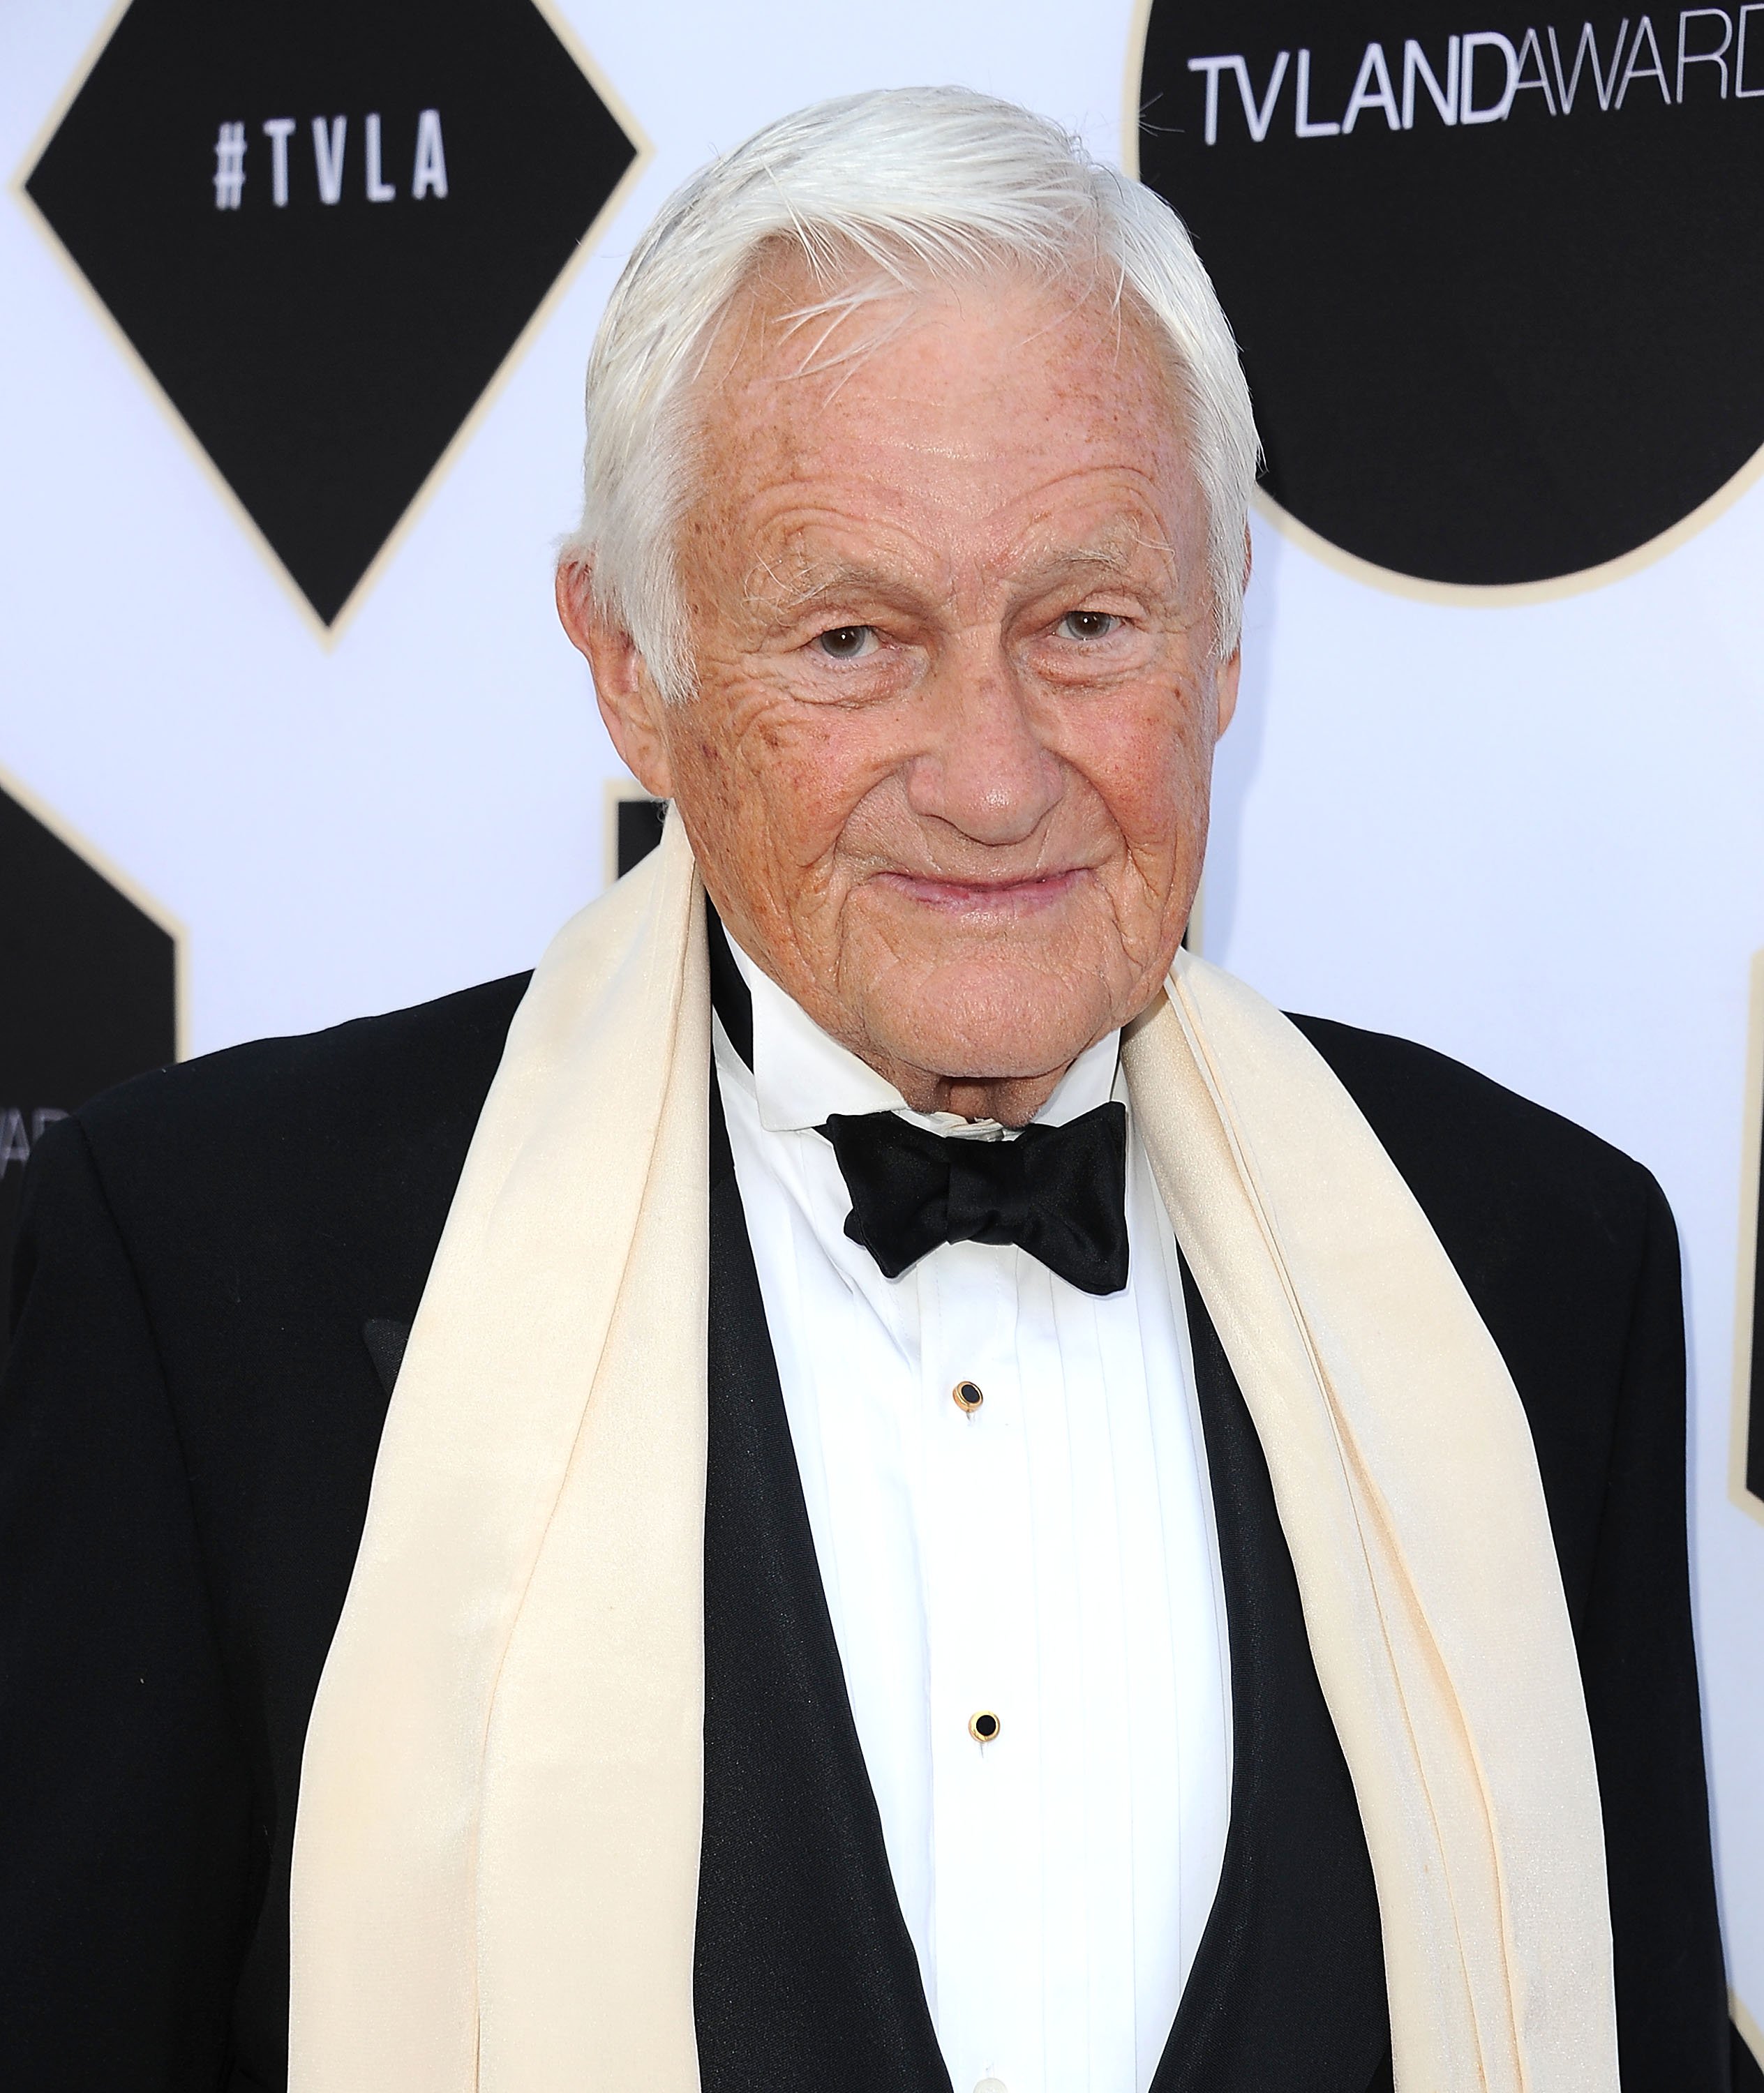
[25,0,639,627]
[0,781,179,1354]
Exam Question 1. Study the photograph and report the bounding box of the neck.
[865,1058,1070,1128]
[703,902,1096,1127]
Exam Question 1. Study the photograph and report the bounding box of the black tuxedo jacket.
[0,973,1733,2092]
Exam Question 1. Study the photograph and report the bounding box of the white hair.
[561,87,1260,699]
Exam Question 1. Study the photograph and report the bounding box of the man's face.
[571,264,1239,1123]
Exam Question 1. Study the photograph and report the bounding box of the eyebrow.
[745,531,1172,617]
[745,557,918,611]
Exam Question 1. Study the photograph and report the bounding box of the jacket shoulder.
[76,971,530,1174]
[1286,1010,1660,1266]
[33,972,532,1328]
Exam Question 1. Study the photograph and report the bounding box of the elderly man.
[0,89,1730,2093]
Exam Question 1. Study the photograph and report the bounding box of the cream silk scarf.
[288,811,1619,2093]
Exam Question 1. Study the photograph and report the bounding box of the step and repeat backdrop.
[3,0,1761,2057]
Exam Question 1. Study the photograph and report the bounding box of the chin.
[864,968,1109,1085]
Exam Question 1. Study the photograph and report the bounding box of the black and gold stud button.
[969,1709,1001,1743]
[952,1379,984,1413]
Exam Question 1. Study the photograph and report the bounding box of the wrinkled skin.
[560,262,1241,1125]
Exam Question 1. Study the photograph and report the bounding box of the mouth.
[869,867,1088,918]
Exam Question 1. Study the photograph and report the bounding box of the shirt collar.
[722,933,1121,1138]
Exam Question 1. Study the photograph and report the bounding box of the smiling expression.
[565,257,1241,1124]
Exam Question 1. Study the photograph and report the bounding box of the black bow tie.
[818,1103,1130,1295]
[703,900,1130,1296]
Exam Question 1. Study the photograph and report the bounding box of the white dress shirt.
[713,942,1232,2093]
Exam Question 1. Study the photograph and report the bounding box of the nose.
[903,630,1063,848]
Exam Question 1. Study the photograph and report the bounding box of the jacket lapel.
[1149,1265,1390,2093]
[694,1075,952,2092]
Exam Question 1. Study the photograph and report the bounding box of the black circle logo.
[1133,4,1764,587]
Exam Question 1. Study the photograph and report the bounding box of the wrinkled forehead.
[680,244,1204,559]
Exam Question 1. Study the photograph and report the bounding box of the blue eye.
[815,624,877,659]
[1059,610,1119,640]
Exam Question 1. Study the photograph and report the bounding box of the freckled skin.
[559,265,1241,1126]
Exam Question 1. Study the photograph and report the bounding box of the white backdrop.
[3,0,1761,2053]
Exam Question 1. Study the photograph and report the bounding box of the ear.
[555,560,676,799]
[1215,645,1242,737]
[1212,523,1252,737]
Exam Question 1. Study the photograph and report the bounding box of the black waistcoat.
[693,1070,1391,2093]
